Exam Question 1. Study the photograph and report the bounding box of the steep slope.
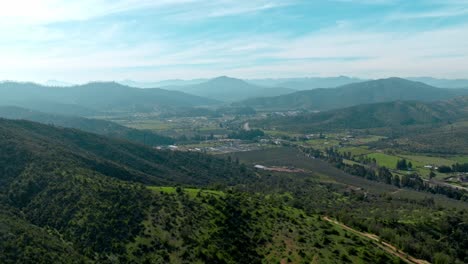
[170,76,295,102]
[0,118,251,187]
[241,77,468,111]
[256,96,468,132]
[0,206,88,263]
[0,106,174,146]
[0,81,219,114]
[0,118,256,261]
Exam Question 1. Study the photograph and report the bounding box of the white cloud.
[0,0,199,25]
[0,0,467,82]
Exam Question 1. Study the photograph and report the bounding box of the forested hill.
[0,118,250,187]
[0,81,219,114]
[0,118,255,262]
[1,119,467,263]
[240,77,468,111]
[0,118,403,263]
[0,105,174,146]
[256,96,468,132]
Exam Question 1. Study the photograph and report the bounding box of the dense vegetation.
[228,129,265,140]
[0,118,258,262]
[227,147,468,264]
[1,116,467,263]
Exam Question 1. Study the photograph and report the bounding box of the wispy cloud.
[0,0,199,24]
[0,0,467,82]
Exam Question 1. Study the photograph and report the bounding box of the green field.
[365,152,401,169]
[339,146,374,156]
[451,156,468,163]
[399,154,455,167]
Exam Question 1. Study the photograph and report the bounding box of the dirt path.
[322,216,431,264]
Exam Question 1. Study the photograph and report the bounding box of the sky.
[0,0,467,83]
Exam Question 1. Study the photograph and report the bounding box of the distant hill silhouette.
[0,81,219,114]
[168,76,295,102]
[248,76,364,90]
[240,78,468,111]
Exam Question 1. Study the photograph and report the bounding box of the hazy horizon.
[2,75,468,88]
[1,0,467,83]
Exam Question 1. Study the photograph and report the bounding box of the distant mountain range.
[2,77,468,114]
[406,77,468,89]
[119,79,208,88]
[240,78,468,111]
[120,76,468,90]
[119,76,363,90]
[164,76,295,102]
[17,76,468,91]
[0,106,174,145]
[247,76,365,90]
[0,81,218,114]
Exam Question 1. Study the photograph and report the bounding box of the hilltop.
[168,76,295,102]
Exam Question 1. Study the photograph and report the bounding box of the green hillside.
[0,118,256,262]
[256,96,468,132]
[240,77,468,111]
[0,106,174,146]
[1,119,467,263]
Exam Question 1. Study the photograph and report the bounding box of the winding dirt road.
[322,216,431,264]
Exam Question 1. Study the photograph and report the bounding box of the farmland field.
[365,153,400,169]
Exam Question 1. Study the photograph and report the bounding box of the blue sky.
[0,0,467,83]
